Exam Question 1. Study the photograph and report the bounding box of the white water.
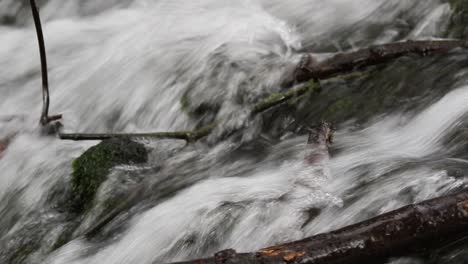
[0,0,467,264]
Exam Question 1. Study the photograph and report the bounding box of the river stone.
[68,138,148,214]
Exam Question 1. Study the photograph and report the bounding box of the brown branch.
[295,39,468,82]
[170,189,468,264]
[30,0,62,126]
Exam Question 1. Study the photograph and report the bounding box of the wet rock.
[0,0,47,26]
[73,168,148,239]
[0,211,70,264]
[446,0,468,38]
[68,138,148,214]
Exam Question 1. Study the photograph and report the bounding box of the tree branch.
[30,0,62,126]
[169,189,468,264]
[295,39,468,82]
[59,123,217,142]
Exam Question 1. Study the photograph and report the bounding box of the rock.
[68,138,148,214]
[446,0,468,38]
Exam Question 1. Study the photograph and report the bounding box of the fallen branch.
[30,0,62,125]
[295,39,468,82]
[170,189,468,264]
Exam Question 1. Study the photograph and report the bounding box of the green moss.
[253,81,321,113]
[326,72,370,83]
[324,98,354,116]
[449,0,468,11]
[69,139,147,214]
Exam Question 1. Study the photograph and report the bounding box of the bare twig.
[59,123,217,142]
[30,0,62,126]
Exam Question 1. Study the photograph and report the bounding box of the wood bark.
[169,189,468,264]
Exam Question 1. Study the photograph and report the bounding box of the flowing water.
[0,0,468,263]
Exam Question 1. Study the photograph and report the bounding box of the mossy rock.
[69,138,148,214]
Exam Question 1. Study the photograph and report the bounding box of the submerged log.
[295,39,468,82]
[170,189,468,264]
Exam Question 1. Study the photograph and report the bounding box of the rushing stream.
[1,0,468,263]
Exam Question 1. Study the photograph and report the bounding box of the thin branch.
[30,0,62,125]
[170,189,468,264]
[59,123,217,142]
